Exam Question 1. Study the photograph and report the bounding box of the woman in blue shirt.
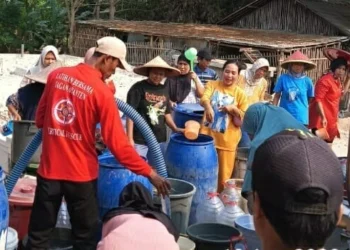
[272,51,316,125]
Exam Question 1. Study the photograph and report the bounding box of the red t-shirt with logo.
[35,63,152,182]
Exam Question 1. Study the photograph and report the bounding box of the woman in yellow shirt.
[238,58,270,147]
[200,60,248,191]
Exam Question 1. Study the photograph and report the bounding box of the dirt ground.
[333,117,350,157]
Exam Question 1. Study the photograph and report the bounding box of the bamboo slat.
[232,0,341,36]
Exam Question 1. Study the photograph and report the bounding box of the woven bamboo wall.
[73,24,116,57]
[232,0,341,36]
[73,24,183,65]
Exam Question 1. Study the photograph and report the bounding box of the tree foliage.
[77,0,252,23]
[0,0,67,52]
[0,0,253,53]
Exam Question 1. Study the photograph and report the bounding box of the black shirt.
[165,75,191,103]
[127,80,171,144]
[17,82,45,120]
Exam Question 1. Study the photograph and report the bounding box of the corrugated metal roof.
[217,0,350,36]
[77,20,348,50]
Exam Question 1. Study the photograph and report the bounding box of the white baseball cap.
[95,36,132,71]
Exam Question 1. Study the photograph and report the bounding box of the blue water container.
[97,154,153,219]
[165,134,218,225]
[1,121,13,136]
[173,104,204,128]
[0,167,9,248]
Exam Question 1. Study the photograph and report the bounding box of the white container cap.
[6,227,18,250]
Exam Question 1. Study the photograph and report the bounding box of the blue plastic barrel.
[0,167,9,247]
[173,104,204,128]
[165,134,218,225]
[97,154,153,219]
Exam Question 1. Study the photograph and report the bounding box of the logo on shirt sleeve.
[53,99,76,125]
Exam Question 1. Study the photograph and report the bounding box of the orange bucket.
[9,177,36,241]
[184,120,201,140]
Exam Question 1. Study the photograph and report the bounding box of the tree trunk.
[109,0,115,20]
[96,0,101,19]
[68,7,75,54]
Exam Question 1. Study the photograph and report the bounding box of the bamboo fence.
[280,43,341,83]
[125,42,181,65]
[73,22,343,82]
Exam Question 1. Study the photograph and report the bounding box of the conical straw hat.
[281,51,316,71]
[25,61,65,84]
[323,48,350,65]
[133,56,180,77]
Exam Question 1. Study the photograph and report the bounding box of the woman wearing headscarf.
[241,103,309,212]
[200,59,248,191]
[17,61,64,120]
[238,58,270,147]
[97,182,179,250]
[272,51,316,126]
[240,58,270,106]
[309,52,350,144]
[127,56,183,164]
[166,54,205,106]
[6,45,60,120]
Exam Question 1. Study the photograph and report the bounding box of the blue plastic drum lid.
[173,103,205,128]
[97,154,153,219]
[174,103,204,116]
[0,167,9,250]
[165,133,218,225]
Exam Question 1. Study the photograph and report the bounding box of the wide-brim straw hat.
[25,61,65,84]
[133,56,180,77]
[323,48,350,65]
[281,50,316,71]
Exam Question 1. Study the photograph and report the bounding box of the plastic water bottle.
[219,179,240,203]
[195,192,224,223]
[217,201,245,226]
[56,201,71,229]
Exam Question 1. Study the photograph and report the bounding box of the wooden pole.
[276,50,284,79]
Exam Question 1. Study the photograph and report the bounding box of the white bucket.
[6,227,18,250]
[177,236,195,250]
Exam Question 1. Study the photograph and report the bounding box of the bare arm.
[126,118,135,146]
[272,92,281,106]
[316,102,327,128]
[165,114,183,132]
[316,102,326,119]
[314,78,330,128]
[190,72,205,98]
[194,77,205,98]
[200,82,215,123]
[7,104,21,121]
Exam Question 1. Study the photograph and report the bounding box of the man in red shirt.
[26,36,170,250]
